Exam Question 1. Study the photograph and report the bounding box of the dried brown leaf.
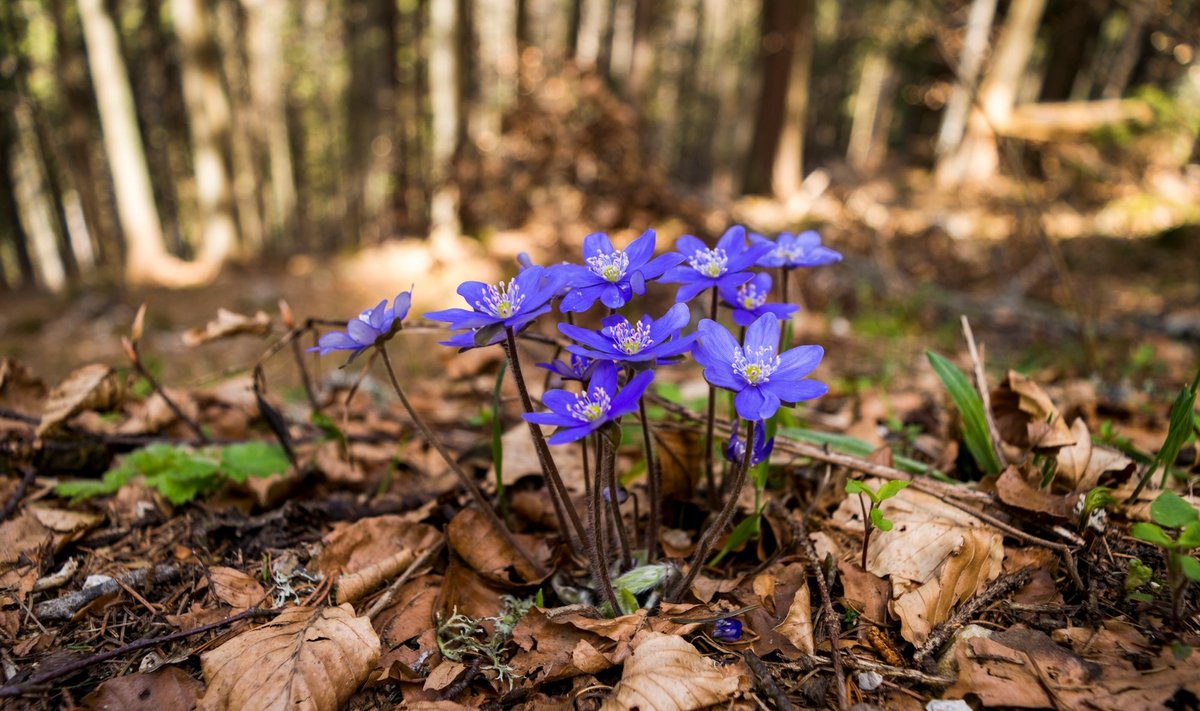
[208,567,265,610]
[83,666,202,711]
[891,528,1003,645]
[198,604,380,711]
[600,633,741,711]
[37,364,122,436]
[182,309,272,347]
[445,508,550,585]
[992,371,1075,449]
[0,358,46,434]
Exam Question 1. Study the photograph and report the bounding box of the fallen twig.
[781,654,955,686]
[33,564,181,622]
[1,465,37,522]
[961,315,1007,470]
[744,650,796,711]
[795,514,848,711]
[912,567,1034,668]
[0,607,274,698]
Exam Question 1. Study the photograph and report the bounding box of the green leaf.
[616,587,640,616]
[1131,522,1175,548]
[220,442,291,483]
[1124,558,1153,593]
[1178,554,1200,582]
[1156,369,1199,487]
[870,507,893,532]
[926,351,1002,476]
[311,411,347,445]
[1149,490,1199,528]
[1082,486,1117,517]
[875,480,911,502]
[1178,521,1200,550]
[844,479,873,499]
[709,514,761,566]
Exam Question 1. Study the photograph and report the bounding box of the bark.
[215,0,265,256]
[172,0,239,265]
[934,0,997,162]
[10,103,66,291]
[1037,1,1098,102]
[1101,1,1150,99]
[846,45,897,176]
[135,0,184,255]
[0,121,37,288]
[566,0,583,59]
[773,0,814,193]
[742,0,802,195]
[428,0,464,255]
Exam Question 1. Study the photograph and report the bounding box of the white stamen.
[687,248,728,278]
[733,345,780,385]
[609,320,654,355]
[474,279,525,319]
[568,387,612,422]
[586,250,630,283]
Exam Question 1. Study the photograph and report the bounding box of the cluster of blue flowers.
[422,225,839,448]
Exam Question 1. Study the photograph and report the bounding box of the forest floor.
[1,206,1199,709]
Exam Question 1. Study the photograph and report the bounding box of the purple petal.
[393,291,413,322]
[560,285,601,313]
[764,378,828,403]
[622,229,656,267]
[610,370,655,417]
[674,234,708,256]
[600,282,627,309]
[547,421,603,445]
[346,319,380,345]
[583,232,615,257]
[774,344,824,380]
[743,313,780,353]
[639,252,685,279]
[315,331,360,351]
[674,281,711,303]
[560,322,617,352]
[647,303,690,342]
[716,225,747,254]
[735,386,779,421]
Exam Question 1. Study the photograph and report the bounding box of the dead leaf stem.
[797,513,849,711]
[961,315,1007,469]
[744,650,796,711]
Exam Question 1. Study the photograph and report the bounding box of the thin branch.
[960,315,1006,469]
[797,512,848,711]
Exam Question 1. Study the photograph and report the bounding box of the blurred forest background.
[1,0,1199,366]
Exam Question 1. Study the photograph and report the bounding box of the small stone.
[926,700,973,711]
[856,671,883,691]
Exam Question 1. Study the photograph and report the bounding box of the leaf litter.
[0,279,1197,711]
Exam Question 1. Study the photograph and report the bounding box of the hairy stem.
[670,420,756,602]
[603,427,632,570]
[702,286,720,508]
[589,427,622,612]
[638,395,660,561]
[378,346,545,578]
[857,493,872,570]
[503,328,588,553]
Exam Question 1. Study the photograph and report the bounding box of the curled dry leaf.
[182,309,272,347]
[994,466,1072,518]
[445,507,551,585]
[198,604,380,711]
[208,566,266,610]
[1055,418,1132,492]
[83,666,202,711]
[37,364,123,437]
[992,371,1075,449]
[317,517,442,604]
[600,633,742,711]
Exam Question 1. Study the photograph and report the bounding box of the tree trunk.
[10,103,66,292]
[172,0,239,266]
[773,0,813,194]
[428,0,464,256]
[215,0,265,256]
[938,0,1046,188]
[934,0,997,166]
[1101,1,1150,99]
[846,45,897,176]
[1038,1,1097,102]
[742,0,802,196]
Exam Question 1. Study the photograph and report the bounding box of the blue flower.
[309,291,412,363]
[425,266,562,348]
[719,272,799,327]
[558,303,696,365]
[725,422,774,466]
[537,353,600,383]
[692,312,827,421]
[712,618,743,642]
[659,226,774,303]
[523,361,654,444]
[750,230,842,269]
[557,230,683,313]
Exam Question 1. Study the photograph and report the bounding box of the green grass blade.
[926,351,1002,476]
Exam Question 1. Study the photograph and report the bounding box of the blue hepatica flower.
[725,422,774,466]
[309,291,412,363]
[660,226,774,303]
[693,312,827,421]
[523,361,654,444]
[425,266,562,349]
[712,618,743,642]
[751,229,842,269]
[559,303,696,365]
[719,272,799,327]
[558,230,683,313]
[537,353,599,383]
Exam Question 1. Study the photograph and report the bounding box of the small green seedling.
[1128,367,1199,501]
[1130,490,1200,619]
[1124,558,1155,602]
[1077,486,1117,533]
[845,478,911,569]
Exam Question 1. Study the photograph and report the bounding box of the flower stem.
[588,427,622,612]
[669,420,756,602]
[857,493,872,570]
[638,395,660,562]
[377,345,546,578]
[702,287,720,509]
[603,426,633,570]
[581,433,592,504]
[502,328,589,554]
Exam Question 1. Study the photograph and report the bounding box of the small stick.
[122,339,208,443]
[912,568,1033,668]
[744,651,795,711]
[779,655,955,686]
[1,465,37,522]
[34,564,180,622]
[797,513,848,711]
[961,315,1006,469]
[0,607,274,698]
[367,540,445,620]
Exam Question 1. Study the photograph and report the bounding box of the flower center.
[687,248,728,278]
[475,279,525,319]
[609,320,654,355]
[733,346,780,385]
[568,387,612,422]
[737,283,767,310]
[586,250,630,283]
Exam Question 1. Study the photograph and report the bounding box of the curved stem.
[670,420,756,602]
[603,427,632,570]
[702,286,720,508]
[589,428,621,612]
[638,395,660,561]
[377,345,545,578]
[503,328,588,553]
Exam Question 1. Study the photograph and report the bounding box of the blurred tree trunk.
[47,0,116,271]
[79,0,215,286]
[742,0,803,196]
[773,0,813,194]
[428,0,464,255]
[846,46,896,176]
[566,0,582,59]
[216,0,265,256]
[937,0,1046,188]
[135,0,184,255]
[0,131,37,289]
[1038,1,1098,102]
[934,0,997,172]
[10,103,67,291]
[1101,0,1150,99]
[172,0,239,266]
[242,0,296,248]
